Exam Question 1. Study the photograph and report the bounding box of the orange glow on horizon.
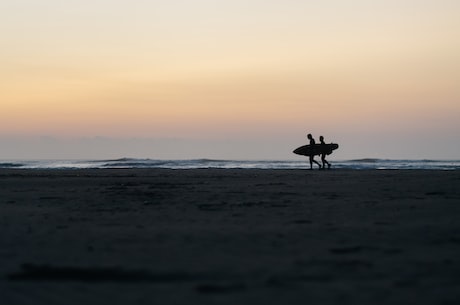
[1,0,459,159]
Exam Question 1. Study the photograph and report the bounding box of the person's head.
[307,133,312,139]
[320,136,324,142]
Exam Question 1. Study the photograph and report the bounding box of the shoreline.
[2,158,460,171]
[1,169,460,304]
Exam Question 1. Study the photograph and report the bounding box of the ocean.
[1,158,460,170]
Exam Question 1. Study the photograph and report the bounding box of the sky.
[1,0,459,160]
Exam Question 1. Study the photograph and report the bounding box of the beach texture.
[1,169,460,304]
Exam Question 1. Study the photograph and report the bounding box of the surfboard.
[293,143,339,157]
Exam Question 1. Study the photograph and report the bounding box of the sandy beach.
[1,169,460,305]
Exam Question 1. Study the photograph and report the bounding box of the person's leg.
[310,155,321,169]
[313,157,322,169]
[322,155,331,169]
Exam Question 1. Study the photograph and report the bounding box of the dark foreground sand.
[1,169,460,305]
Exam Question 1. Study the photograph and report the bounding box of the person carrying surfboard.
[320,136,331,169]
[307,134,322,170]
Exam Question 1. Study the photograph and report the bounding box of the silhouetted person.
[320,135,331,169]
[307,134,322,170]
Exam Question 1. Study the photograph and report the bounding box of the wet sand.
[1,169,460,304]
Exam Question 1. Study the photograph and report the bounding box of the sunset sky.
[1,0,459,160]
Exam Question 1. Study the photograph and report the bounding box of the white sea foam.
[1,159,460,170]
